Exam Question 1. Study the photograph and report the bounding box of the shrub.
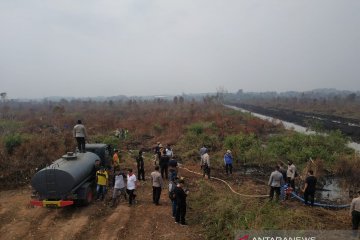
[224,133,260,164]
[91,135,121,150]
[188,123,204,135]
[265,131,352,165]
[4,134,23,154]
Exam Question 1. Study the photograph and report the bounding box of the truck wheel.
[83,187,93,206]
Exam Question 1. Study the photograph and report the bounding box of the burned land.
[0,100,358,239]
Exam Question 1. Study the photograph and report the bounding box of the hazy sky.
[1,0,359,98]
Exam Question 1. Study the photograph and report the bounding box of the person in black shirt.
[168,158,178,181]
[137,150,145,181]
[302,170,317,206]
[159,149,169,180]
[174,179,189,225]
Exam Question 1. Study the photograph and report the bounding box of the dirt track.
[0,176,204,240]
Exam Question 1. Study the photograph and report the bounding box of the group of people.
[77,119,359,232]
[114,128,129,139]
[93,143,189,226]
[150,164,189,225]
[268,160,317,206]
[200,146,234,179]
[152,142,189,225]
[94,159,137,206]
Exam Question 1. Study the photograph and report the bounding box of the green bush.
[188,123,204,135]
[4,133,23,154]
[265,131,352,165]
[91,135,120,150]
[224,133,260,164]
[190,181,292,239]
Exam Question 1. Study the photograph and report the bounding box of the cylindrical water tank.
[31,152,99,199]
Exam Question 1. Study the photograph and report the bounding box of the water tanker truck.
[30,144,110,207]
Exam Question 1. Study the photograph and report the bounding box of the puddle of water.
[316,178,350,204]
[239,167,350,203]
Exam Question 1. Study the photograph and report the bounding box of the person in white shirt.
[286,160,296,190]
[111,170,127,207]
[126,169,137,206]
[201,150,211,179]
[73,120,88,153]
[165,144,174,158]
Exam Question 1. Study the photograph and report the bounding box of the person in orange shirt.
[113,149,120,170]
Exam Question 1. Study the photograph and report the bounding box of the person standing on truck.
[96,167,108,201]
[151,166,163,205]
[126,168,137,206]
[137,150,145,181]
[73,120,87,153]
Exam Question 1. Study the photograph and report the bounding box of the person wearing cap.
[96,167,108,201]
[224,150,233,175]
[73,120,88,153]
[174,179,189,225]
[350,190,360,232]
